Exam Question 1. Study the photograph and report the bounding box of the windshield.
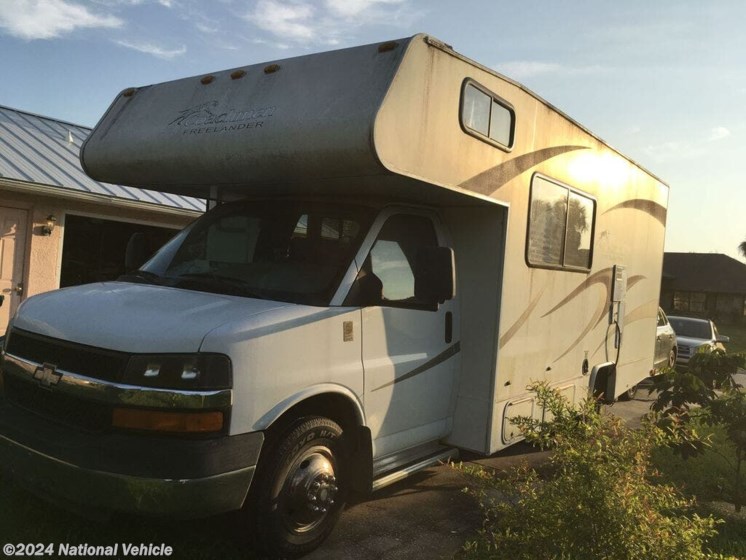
[138,200,374,305]
[669,318,712,339]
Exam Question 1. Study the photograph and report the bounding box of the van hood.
[675,336,711,349]
[12,282,296,353]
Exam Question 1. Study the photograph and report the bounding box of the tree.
[739,240,746,259]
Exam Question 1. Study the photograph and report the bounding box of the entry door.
[361,213,460,458]
[0,207,28,335]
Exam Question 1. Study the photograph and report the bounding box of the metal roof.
[0,104,204,212]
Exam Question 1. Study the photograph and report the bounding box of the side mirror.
[716,334,730,343]
[415,247,455,305]
[125,232,147,272]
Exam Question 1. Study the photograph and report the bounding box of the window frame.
[459,79,516,152]
[367,213,441,311]
[525,173,596,273]
[337,208,448,311]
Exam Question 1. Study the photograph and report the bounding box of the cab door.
[350,210,460,459]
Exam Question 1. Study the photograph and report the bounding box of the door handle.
[3,283,23,296]
[445,311,453,344]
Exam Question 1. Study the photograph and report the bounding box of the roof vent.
[67,130,74,144]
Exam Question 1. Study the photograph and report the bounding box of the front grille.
[677,346,691,358]
[4,375,111,432]
[5,329,129,383]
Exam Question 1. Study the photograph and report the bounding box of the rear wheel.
[251,416,347,558]
[667,349,676,369]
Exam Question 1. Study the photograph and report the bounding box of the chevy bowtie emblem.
[33,363,62,388]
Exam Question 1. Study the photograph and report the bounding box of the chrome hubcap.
[281,446,338,534]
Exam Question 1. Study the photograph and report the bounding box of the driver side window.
[368,214,438,306]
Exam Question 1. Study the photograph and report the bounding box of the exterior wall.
[375,37,669,453]
[661,289,746,324]
[0,187,199,300]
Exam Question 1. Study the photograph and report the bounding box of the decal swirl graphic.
[460,145,589,196]
[602,199,667,226]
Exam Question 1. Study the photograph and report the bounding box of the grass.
[0,475,254,559]
[721,322,746,355]
[652,423,746,559]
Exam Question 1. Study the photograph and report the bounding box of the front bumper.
[0,399,263,518]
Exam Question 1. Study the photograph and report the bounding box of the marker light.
[112,408,224,434]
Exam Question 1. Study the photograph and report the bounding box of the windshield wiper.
[174,272,268,299]
[118,270,163,285]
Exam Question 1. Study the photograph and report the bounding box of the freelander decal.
[168,100,276,136]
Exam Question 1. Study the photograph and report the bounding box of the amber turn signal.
[112,408,224,433]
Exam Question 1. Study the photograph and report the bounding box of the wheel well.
[262,393,372,494]
[266,393,361,440]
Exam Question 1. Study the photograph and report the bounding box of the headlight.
[123,353,232,390]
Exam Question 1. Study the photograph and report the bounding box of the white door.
[359,212,460,458]
[0,207,28,335]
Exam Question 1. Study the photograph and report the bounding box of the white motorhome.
[0,35,668,557]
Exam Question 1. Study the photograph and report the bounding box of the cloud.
[324,0,405,18]
[91,0,173,6]
[116,38,186,58]
[195,21,217,33]
[644,141,706,164]
[624,125,642,136]
[244,0,417,46]
[707,126,731,142]
[496,60,604,80]
[246,0,315,42]
[0,0,122,40]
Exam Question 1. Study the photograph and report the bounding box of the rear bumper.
[0,399,263,518]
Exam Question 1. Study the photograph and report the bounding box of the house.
[660,252,746,324]
[0,105,203,335]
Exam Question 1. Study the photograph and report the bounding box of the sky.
[1,0,745,261]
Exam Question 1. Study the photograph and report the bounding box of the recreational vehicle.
[0,35,668,557]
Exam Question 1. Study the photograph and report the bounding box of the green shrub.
[460,383,718,560]
[651,349,746,511]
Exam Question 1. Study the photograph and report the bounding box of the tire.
[667,349,676,369]
[618,383,638,401]
[251,416,347,558]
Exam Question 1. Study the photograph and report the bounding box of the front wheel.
[251,416,347,558]
[618,383,638,401]
[667,349,676,369]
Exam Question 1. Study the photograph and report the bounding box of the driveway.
[307,396,648,559]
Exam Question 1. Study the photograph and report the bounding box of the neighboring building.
[660,252,746,324]
[0,105,203,334]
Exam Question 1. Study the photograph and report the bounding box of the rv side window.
[461,81,515,150]
[527,175,595,271]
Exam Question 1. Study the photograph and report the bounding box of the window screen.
[527,175,595,271]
